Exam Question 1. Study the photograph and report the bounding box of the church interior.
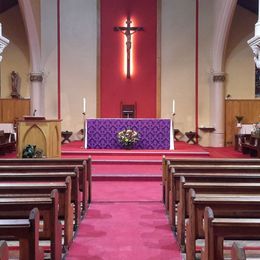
[0,0,259,259]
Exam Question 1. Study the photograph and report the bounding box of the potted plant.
[235,115,243,127]
[117,129,140,149]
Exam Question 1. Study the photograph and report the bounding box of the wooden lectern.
[16,117,61,158]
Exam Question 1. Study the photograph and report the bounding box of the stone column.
[210,72,225,147]
[29,72,44,116]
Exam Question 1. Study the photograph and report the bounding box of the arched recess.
[18,0,43,116]
[210,0,237,147]
[23,124,47,155]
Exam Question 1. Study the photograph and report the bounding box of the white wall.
[225,6,257,99]
[41,0,97,136]
[161,0,213,145]
[0,5,30,99]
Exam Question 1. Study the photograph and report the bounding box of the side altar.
[85,118,174,150]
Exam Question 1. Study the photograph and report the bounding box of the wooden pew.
[185,189,260,260]
[0,241,9,260]
[0,189,62,260]
[201,207,260,260]
[162,157,260,210]
[0,208,44,260]
[169,167,260,231]
[0,132,15,155]
[0,157,92,209]
[177,178,260,251]
[0,167,80,229]
[231,242,246,260]
[241,135,260,158]
[0,178,73,250]
[169,172,260,228]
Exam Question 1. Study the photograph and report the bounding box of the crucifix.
[114,16,144,79]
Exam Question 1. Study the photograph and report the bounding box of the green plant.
[22,144,44,158]
[117,129,140,148]
[235,115,243,123]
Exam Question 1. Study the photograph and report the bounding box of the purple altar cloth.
[86,118,172,149]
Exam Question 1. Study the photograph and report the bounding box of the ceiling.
[0,0,17,14]
[238,0,258,14]
[0,1,257,19]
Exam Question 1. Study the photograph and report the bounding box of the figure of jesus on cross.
[114,16,144,79]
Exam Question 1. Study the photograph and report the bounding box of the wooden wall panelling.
[0,99,30,123]
[225,99,260,146]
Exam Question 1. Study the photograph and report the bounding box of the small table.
[61,131,73,144]
[185,131,198,144]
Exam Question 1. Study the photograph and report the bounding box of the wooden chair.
[120,103,136,118]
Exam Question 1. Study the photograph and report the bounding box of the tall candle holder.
[82,112,86,145]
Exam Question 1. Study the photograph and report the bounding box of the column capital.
[29,72,43,82]
[212,72,226,82]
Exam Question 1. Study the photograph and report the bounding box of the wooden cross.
[114,16,144,79]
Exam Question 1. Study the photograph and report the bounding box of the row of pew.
[0,157,92,259]
[162,157,260,260]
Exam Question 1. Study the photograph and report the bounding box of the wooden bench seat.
[177,178,260,251]
[185,189,260,260]
[0,132,15,155]
[162,158,260,210]
[169,169,260,231]
[0,158,92,210]
[0,240,9,260]
[241,135,260,158]
[0,178,73,250]
[201,207,260,260]
[0,208,44,260]
[0,189,62,260]
[0,168,80,229]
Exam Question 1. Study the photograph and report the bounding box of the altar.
[85,118,174,150]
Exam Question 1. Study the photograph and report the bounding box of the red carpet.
[66,181,181,260]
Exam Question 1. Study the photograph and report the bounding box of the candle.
[83,98,86,113]
[172,99,175,114]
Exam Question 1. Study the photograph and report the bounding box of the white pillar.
[210,72,225,147]
[29,72,44,116]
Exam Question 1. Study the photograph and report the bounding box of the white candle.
[83,98,86,113]
[172,99,175,114]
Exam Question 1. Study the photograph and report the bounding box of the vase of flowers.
[235,115,243,127]
[117,129,140,149]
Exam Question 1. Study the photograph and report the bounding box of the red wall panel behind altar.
[100,0,157,118]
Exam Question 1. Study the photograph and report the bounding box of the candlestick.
[83,98,86,113]
[172,99,175,114]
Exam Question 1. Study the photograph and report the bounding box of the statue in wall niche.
[10,71,20,98]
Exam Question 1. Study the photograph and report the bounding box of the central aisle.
[65,181,182,259]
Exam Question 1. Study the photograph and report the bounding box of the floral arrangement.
[252,122,260,137]
[117,129,140,148]
[22,144,44,158]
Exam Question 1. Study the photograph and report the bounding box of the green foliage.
[117,129,140,149]
[22,145,44,158]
